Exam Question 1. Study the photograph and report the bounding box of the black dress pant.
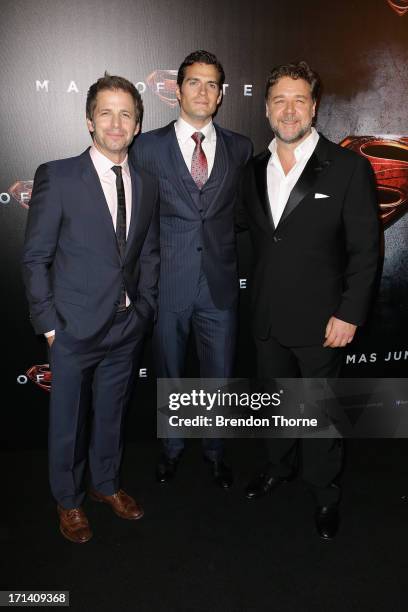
[255,335,344,505]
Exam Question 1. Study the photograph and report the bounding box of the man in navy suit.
[22,74,159,543]
[131,51,252,487]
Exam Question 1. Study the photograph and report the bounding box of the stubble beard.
[272,120,313,145]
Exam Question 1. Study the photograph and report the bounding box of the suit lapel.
[278,135,332,227]
[204,125,229,215]
[160,122,199,207]
[125,163,144,259]
[80,149,144,263]
[79,150,119,248]
[254,150,275,231]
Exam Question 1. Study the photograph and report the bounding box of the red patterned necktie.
[191,132,208,189]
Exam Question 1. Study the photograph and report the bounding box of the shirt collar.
[268,127,319,164]
[174,116,216,145]
[89,145,130,179]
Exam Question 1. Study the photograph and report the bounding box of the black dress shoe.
[205,458,233,489]
[314,504,339,540]
[245,472,288,500]
[156,455,179,483]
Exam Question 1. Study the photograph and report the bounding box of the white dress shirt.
[45,145,132,336]
[174,116,217,177]
[267,127,319,227]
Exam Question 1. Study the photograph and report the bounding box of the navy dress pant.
[154,272,237,459]
[49,307,146,509]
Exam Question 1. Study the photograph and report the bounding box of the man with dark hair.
[238,61,379,539]
[22,74,159,543]
[176,50,226,89]
[131,50,252,487]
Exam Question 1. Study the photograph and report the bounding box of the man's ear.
[134,122,140,137]
[86,117,95,134]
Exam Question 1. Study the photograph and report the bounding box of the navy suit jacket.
[22,148,160,351]
[130,121,252,312]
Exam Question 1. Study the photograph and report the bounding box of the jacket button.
[273,236,281,243]
[197,246,203,252]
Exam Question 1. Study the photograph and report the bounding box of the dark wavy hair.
[177,50,225,88]
[265,61,321,101]
[86,72,143,123]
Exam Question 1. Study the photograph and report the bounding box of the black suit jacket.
[238,134,380,346]
[22,149,160,352]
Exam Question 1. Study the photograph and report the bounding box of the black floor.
[3,439,408,611]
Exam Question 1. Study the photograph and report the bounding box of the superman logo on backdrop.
[8,180,33,209]
[26,364,52,392]
[340,136,408,227]
[146,69,178,107]
[386,0,408,16]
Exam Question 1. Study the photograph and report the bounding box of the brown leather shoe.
[90,489,144,520]
[57,506,93,544]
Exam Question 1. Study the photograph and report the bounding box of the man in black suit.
[238,62,380,539]
[22,74,159,543]
[131,51,252,487]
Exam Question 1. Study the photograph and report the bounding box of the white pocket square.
[314,193,330,199]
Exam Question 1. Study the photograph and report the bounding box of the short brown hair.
[177,50,225,88]
[265,61,321,101]
[86,72,143,122]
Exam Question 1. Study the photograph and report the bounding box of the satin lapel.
[125,163,143,259]
[204,126,229,215]
[278,137,332,227]
[79,150,118,246]
[254,151,275,230]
